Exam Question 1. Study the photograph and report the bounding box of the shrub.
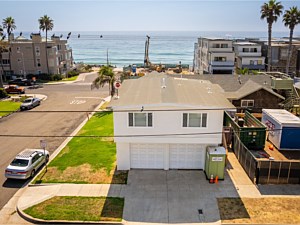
[0,88,8,99]
[52,74,63,81]
[67,70,80,77]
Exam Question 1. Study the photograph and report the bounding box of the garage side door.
[169,144,205,169]
[130,143,165,169]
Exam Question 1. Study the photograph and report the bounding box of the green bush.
[67,70,80,77]
[52,74,63,81]
[0,88,8,99]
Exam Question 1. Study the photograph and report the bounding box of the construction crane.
[144,35,150,68]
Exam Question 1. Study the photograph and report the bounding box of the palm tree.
[283,6,300,75]
[92,66,116,96]
[38,15,54,75]
[2,16,16,74]
[260,0,283,72]
[2,16,16,37]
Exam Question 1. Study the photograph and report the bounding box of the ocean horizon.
[19,31,300,67]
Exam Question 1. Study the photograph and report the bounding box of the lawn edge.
[17,204,123,224]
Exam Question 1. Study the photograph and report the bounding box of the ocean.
[22,31,300,67]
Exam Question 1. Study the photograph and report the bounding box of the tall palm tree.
[2,16,16,74]
[92,66,116,96]
[38,15,54,75]
[2,16,16,37]
[283,6,300,75]
[260,0,283,72]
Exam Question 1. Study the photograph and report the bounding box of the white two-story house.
[194,37,235,74]
[233,41,265,71]
[110,74,235,170]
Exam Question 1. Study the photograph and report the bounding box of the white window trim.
[182,113,208,128]
[241,99,254,107]
[128,112,153,127]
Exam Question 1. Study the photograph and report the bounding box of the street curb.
[16,205,123,224]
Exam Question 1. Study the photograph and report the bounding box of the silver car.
[20,98,41,110]
[5,149,49,179]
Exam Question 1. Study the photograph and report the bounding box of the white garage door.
[169,144,205,169]
[130,143,165,169]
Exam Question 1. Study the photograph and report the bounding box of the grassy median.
[218,197,300,224]
[34,111,128,184]
[24,196,124,222]
[0,101,21,117]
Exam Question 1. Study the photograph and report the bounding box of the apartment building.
[193,37,235,74]
[253,38,300,75]
[0,33,73,79]
[233,41,265,71]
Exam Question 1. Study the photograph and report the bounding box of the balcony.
[238,52,261,57]
[209,47,233,52]
[210,61,234,66]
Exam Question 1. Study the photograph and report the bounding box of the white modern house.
[233,42,265,71]
[193,37,235,74]
[110,74,235,170]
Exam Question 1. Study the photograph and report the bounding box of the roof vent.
[161,78,167,88]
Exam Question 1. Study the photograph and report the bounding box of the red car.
[5,85,25,94]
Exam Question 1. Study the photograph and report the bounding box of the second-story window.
[37,59,41,67]
[129,113,153,127]
[16,47,21,53]
[221,44,228,48]
[183,113,207,128]
[35,47,40,56]
[214,57,226,62]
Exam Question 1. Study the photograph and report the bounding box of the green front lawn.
[34,111,127,184]
[24,196,124,222]
[0,101,21,116]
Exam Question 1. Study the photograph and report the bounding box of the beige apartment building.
[0,33,73,79]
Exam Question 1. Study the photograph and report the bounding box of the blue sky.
[1,0,299,32]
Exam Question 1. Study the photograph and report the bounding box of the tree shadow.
[94,111,112,118]
[217,198,250,221]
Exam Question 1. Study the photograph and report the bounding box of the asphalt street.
[0,73,108,209]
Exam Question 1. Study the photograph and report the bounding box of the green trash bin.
[205,146,226,180]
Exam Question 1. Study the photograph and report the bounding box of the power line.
[0,127,298,138]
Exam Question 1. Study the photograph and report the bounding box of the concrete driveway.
[122,170,239,224]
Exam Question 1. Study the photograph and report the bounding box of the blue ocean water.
[22,31,300,67]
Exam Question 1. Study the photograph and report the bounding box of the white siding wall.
[114,110,224,144]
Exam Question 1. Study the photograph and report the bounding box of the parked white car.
[20,98,41,110]
[5,149,49,179]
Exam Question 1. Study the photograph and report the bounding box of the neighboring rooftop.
[224,80,285,100]
[111,72,234,110]
[234,42,260,46]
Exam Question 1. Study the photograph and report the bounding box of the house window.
[183,113,207,128]
[214,57,226,62]
[16,47,21,53]
[36,59,41,67]
[35,47,40,56]
[17,58,22,62]
[213,43,220,48]
[128,113,153,127]
[241,100,254,107]
[257,60,262,65]
[2,59,10,65]
[221,44,228,48]
[250,48,258,52]
[243,48,249,52]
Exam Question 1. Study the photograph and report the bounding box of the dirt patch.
[35,164,127,184]
[218,197,300,224]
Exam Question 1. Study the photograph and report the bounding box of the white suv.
[5,149,49,179]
